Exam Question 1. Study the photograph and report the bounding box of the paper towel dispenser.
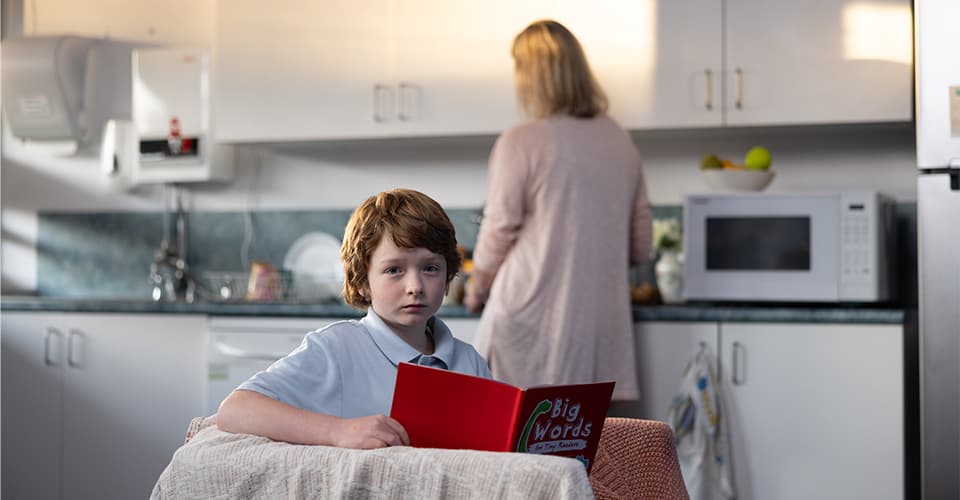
[1,36,146,148]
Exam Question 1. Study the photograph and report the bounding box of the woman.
[464,19,652,400]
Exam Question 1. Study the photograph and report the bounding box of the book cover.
[389,362,615,471]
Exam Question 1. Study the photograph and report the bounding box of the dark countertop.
[1,296,907,324]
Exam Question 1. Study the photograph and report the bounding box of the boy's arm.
[216,389,409,449]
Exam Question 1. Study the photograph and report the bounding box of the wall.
[1,122,918,294]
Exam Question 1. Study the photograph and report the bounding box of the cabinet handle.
[397,81,419,122]
[67,329,84,369]
[704,69,713,111]
[44,327,63,366]
[734,67,744,110]
[732,341,744,385]
[373,83,392,123]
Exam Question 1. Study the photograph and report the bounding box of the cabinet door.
[724,0,912,125]
[1,312,65,500]
[24,0,215,45]
[214,0,391,141]
[61,313,207,500]
[389,0,549,136]
[555,0,723,129]
[634,321,719,420]
[720,322,903,500]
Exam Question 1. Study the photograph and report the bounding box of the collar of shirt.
[360,309,455,368]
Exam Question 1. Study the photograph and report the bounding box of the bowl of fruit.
[700,146,775,191]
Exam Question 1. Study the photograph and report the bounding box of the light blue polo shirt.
[237,310,492,418]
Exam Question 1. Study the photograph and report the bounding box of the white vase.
[655,251,684,304]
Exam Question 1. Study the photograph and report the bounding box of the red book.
[389,362,615,472]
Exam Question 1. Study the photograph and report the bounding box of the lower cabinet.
[2,311,207,500]
[635,321,904,500]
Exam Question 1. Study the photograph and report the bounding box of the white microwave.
[682,191,897,303]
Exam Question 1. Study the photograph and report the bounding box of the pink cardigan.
[472,114,652,400]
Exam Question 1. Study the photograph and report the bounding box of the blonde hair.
[340,188,461,309]
[512,19,608,119]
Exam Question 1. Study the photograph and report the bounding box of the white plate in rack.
[282,232,345,301]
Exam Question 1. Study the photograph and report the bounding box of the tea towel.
[667,345,735,500]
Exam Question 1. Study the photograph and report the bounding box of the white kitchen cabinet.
[214,0,711,140]
[384,1,548,137]
[22,0,216,46]
[634,320,905,500]
[634,321,720,420]
[214,0,544,142]
[572,0,912,129]
[554,0,724,129]
[215,0,910,141]
[720,322,903,500]
[215,0,391,141]
[1,311,207,500]
[1,312,65,500]
[722,0,913,126]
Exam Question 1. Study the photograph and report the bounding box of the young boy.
[216,188,492,449]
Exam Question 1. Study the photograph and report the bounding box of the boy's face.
[365,232,448,343]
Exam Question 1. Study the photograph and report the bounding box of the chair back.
[589,417,689,500]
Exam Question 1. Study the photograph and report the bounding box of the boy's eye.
[385,267,402,275]
[424,264,441,273]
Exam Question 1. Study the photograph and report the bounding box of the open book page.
[390,363,523,451]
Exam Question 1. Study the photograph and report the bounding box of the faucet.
[150,185,196,302]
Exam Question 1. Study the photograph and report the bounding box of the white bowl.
[702,169,775,192]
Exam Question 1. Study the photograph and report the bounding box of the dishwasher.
[206,316,342,415]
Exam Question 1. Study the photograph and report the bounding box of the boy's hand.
[334,415,410,449]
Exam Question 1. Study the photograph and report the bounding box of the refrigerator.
[914,0,960,498]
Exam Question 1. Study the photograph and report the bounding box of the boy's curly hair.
[340,189,461,309]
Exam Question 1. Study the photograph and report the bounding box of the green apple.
[744,146,772,170]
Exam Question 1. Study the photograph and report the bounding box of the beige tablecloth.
[151,417,595,499]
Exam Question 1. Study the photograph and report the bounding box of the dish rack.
[199,270,344,303]
[198,271,288,302]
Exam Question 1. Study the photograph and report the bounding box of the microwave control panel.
[838,192,894,301]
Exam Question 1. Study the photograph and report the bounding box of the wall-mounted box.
[131,48,231,184]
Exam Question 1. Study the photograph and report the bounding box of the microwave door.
[705,216,811,272]
[684,195,841,302]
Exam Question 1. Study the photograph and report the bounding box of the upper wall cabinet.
[215,0,390,141]
[22,0,216,46]
[213,0,913,142]
[563,0,912,129]
[722,0,913,126]
[214,0,547,142]
[554,0,723,129]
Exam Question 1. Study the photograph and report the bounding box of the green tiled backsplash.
[35,204,915,305]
